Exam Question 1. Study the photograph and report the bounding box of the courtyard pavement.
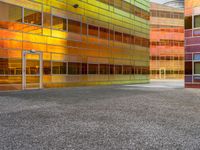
[1,80,200,149]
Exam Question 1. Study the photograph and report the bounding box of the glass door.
[22,50,43,90]
[159,68,166,79]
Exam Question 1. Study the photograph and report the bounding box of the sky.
[150,0,166,4]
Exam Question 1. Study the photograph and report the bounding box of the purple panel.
[185,30,192,37]
[185,45,200,53]
[185,76,192,82]
[185,54,192,60]
[186,37,200,45]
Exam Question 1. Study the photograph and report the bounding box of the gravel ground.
[1,80,200,150]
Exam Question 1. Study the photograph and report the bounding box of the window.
[185,16,192,29]
[43,61,51,75]
[135,67,141,74]
[0,2,22,22]
[123,65,131,74]
[185,62,192,75]
[53,16,67,31]
[110,30,114,40]
[135,37,141,46]
[194,62,200,74]
[52,62,66,74]
[115,31,122,42]
[110,65,114,74]
[194,15,200,28]
[123,33,131,44]
[68,62,81,75]
[134,6,141,17]
[100,27,109,39]
[82,63,87,74]
[68,19,81,34]
[131,66,135,74]
[89,64,98,74]
[115,65,122,74]
[0,58,22,75]
[142,67,149,75]
[24,8,41,25]
[100,64,109,74]
[88,25,98,37]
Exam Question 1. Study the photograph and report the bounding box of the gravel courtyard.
[1,80,200,149]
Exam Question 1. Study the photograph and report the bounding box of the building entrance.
[159,68,166,79]
[22,50,43,90]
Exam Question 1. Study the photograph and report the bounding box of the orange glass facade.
[150,2,184,79]
[0,0,150,90]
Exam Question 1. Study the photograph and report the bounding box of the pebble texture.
[0,80,200,150]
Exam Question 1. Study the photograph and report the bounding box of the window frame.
[193,53,200,75]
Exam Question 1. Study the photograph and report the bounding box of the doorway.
[22,50,43,90]
[159,68,166,79]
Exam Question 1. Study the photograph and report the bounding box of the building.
[0,0,150,90]
[163,0,184,9]
[185,0,200,88]
[150,2,184,79]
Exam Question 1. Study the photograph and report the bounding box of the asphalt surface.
[1,80,200,150]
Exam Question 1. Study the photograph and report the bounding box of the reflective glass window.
[100,27,109,39]
[82,63,87,74]
[0,58,22,75]
[68,62,81,75]
[123,65,131,74]
[185,62,192,75]
[68,19,81,34]
[194,15,200,28]
[115,65,122,74]
[24,8,42,25]
[52,62,66,74]
[89,64,98,74]
[185,16,192,29]
[110,65,114,74]
[194,62,200,74]
[123,33,131,44]
[100,64,109,74]
[115,31,122,42]
[88,25,98,37]
[0,2,22,22]
[53,16,67,31]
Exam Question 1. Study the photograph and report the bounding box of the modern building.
[163,0,184,9]
[0,0,150,90]
[150,2,184,79]
[185,0,200,88]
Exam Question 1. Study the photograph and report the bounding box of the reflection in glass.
[53,16,67,31]
[194,62,200,74]
[53,62,66,74]
[89,64,98,74]
[68,62,81,75]
[24,8,42,25]
[0,1,22,22]
[68,19,81,34]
